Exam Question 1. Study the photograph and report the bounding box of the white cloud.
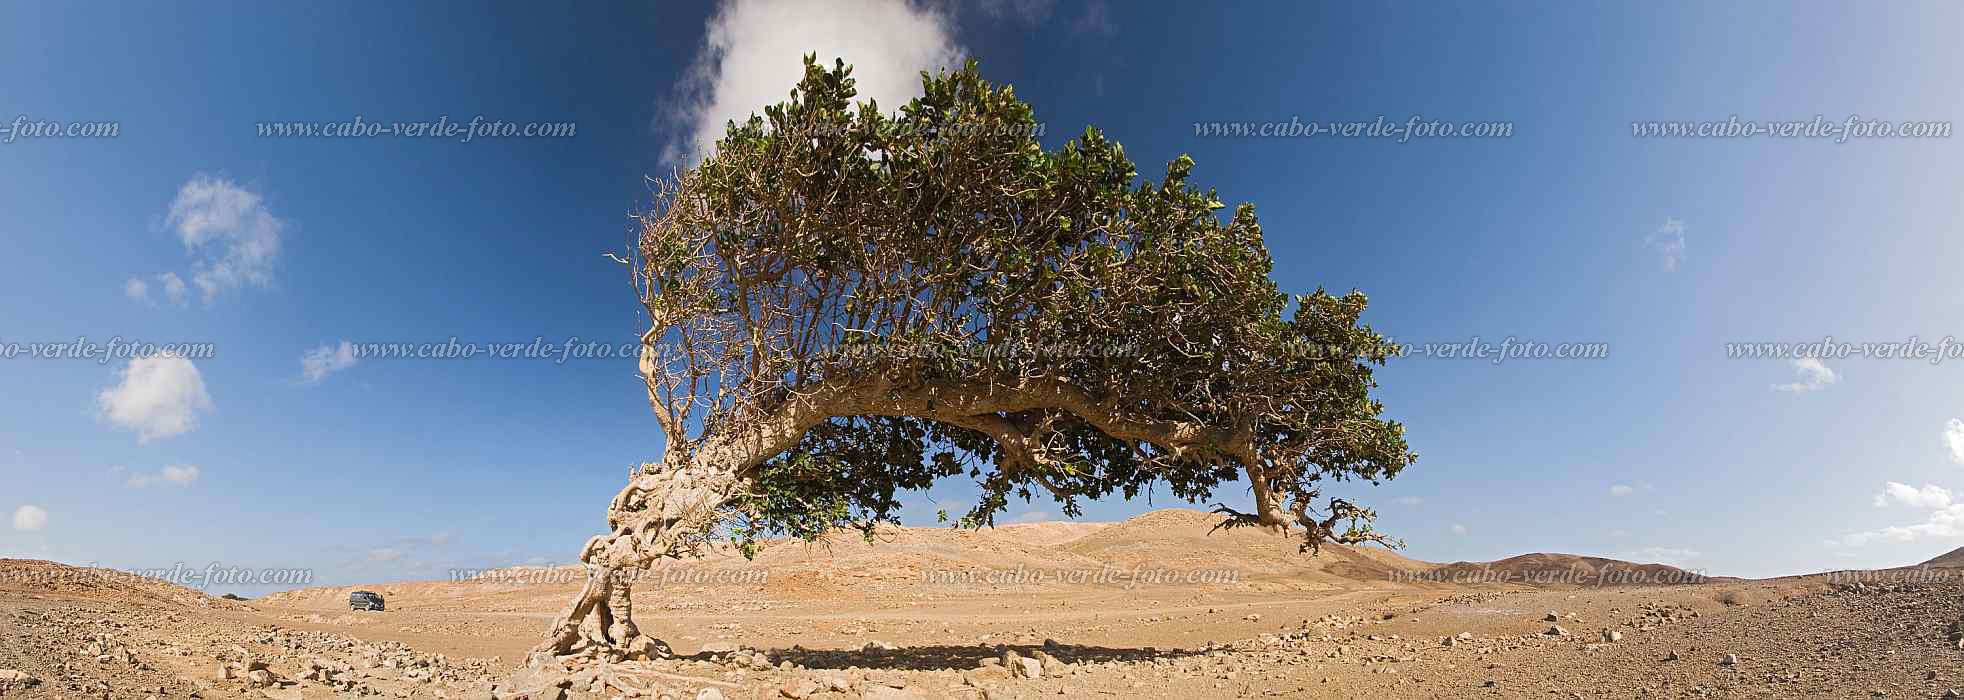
[1644,217,1687,271]
[1946,419,1964,464]
[123,273,188,306]
[662,0,964,165]
[1006,510,1057,524]
[97,352,213,442]
[157,272,189,306]
[1619,546,1701,568]
[1771,357,1838,393]
[1392,495,1422,506]
[299,341,358,385]
[1834,481,1964,547]
[366,548,404,563]
[1831,505,1964,548]
[1609,484,1634,496]
[1874,481,1952,509]
[125,464,201,488]
[1449,523,1467,535]
[163,175,285,303]
[12,505,47,532]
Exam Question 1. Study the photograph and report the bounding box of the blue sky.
[3,1,1962,593]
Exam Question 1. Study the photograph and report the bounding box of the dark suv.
[348,591,385,611]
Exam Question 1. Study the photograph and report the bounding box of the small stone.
[1545,626,1569,636]
[1544,612,1560,622]
[1719,654,1739,666]
[695,690,727,700]
[1013,657,1043,679]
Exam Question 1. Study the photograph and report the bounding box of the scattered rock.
[244,668,279,688]
[623,636,672,661]
[0,669,41,691]
[779,677,820,698]
[1545,626,1570,636]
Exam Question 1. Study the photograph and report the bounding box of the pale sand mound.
[259,508,1473,612]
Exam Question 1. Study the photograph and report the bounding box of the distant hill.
[1417,553,1711,587]
[258,508,1740,614]
[1919,545,1964,568]
[0,559,243,609]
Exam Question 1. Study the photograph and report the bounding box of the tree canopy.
[630,56,1415,556]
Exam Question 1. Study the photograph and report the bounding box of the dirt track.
[3,510,1961,698]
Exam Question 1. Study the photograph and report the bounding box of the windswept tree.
[534,57,1414,660]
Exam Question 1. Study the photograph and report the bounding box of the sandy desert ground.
[3,509,1961,699]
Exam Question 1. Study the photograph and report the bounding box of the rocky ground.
[3,512,1962,698]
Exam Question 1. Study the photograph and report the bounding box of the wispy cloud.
[123,272,190,306]
[299,341,358,385]
[1771,358,1838,393]
[1833,481,1964,547]
[1644,217,1687,271]
[1873,481,1952,509]
[1946,419,1964,464]
[1617,546,1700,568]
[141,175,285,303]
[1609,484,1634,496]
[125,464,201,488]
[12,505,47,532]
[123,277,150,304]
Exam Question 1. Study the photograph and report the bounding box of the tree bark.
[1244,464,1290,534]
[531,459,747,660]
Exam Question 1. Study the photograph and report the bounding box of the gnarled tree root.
[529,460,742,664]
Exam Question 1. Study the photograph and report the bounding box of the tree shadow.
[681,642,1204,672]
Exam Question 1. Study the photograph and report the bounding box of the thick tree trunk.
[1244,464,1291,534]
[530,459,747,661]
